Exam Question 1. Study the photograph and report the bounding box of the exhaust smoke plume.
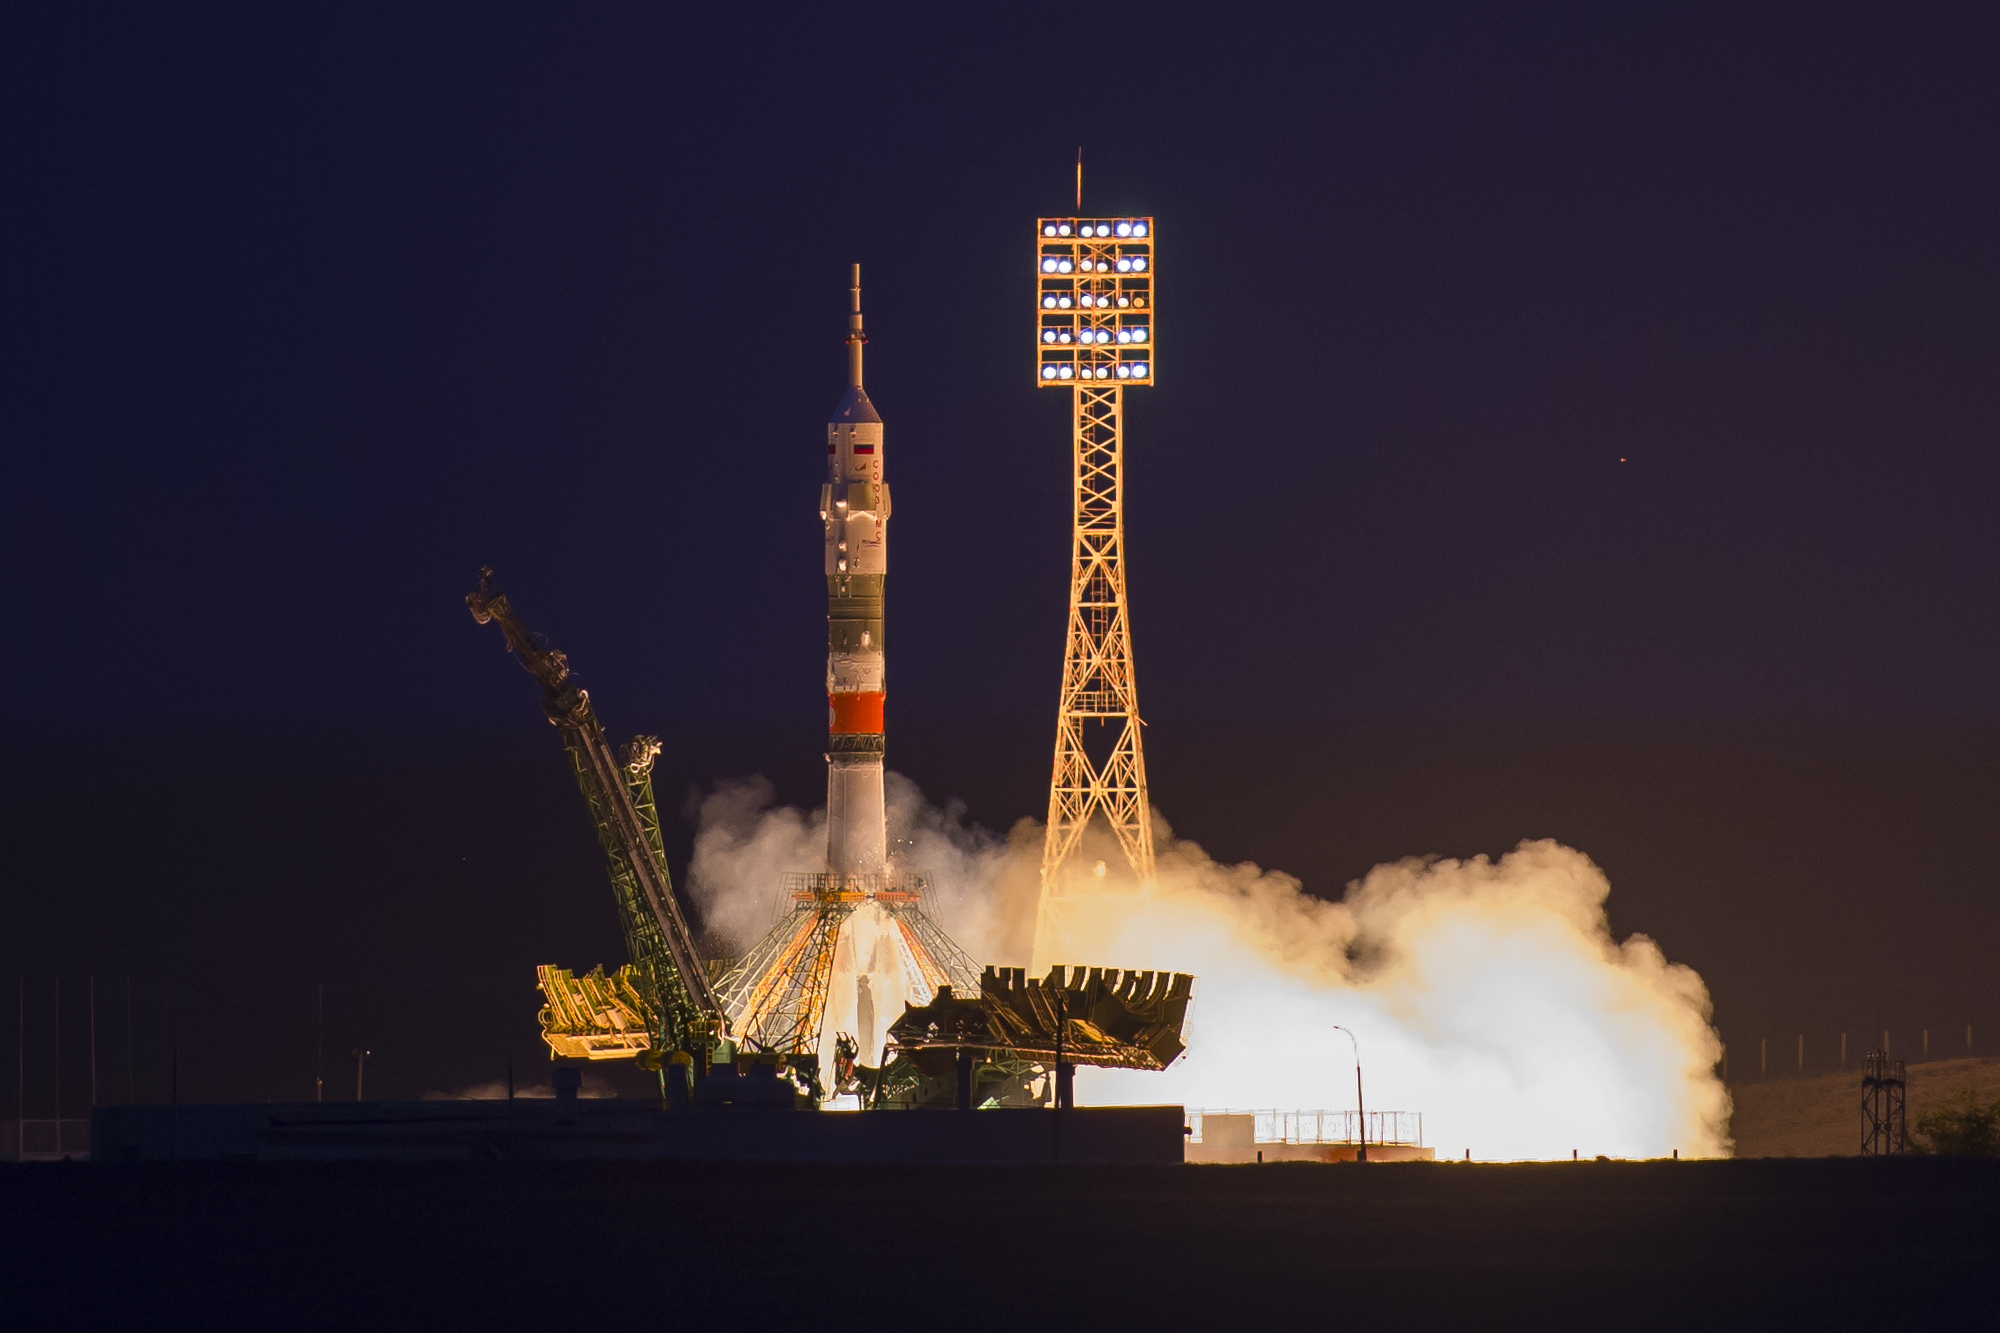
[688,776,1731,1158]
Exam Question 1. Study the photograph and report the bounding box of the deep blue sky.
[6,3,1996,728]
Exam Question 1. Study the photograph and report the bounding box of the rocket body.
[821,270,888,875]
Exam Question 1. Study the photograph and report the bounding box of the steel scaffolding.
[1031,215,1158,969]
[716,872,981,1075]
[1860,1051,1906,1155]
[468,571,721,1063]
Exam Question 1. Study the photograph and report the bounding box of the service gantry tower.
[1030,214,1157,971]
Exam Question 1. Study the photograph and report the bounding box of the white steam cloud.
[687,775,1732,1159]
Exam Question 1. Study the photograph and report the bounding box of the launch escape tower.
[1032,214,1158,971]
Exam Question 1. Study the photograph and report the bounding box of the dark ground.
[4,1157,1994,1328]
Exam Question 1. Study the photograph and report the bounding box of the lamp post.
[351,1048,370,1102]
[1333,1025,1366,1163]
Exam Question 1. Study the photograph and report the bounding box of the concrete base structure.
[1186,1113,1435,1164]
[90,1102,1187,1165]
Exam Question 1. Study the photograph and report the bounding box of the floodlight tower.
[1030,214,1157,970]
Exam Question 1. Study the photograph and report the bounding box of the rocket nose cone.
[830,385,882,425]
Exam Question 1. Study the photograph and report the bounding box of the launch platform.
[88,1100,1187,1165]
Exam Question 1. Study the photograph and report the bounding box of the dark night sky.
[3,4,1998,1105]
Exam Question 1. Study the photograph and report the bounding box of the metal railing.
[776,872,931,909]
[3,1118,92,1159]
[1186,1108,1423,1147]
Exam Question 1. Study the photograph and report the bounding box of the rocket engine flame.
[689,778,1730,1157]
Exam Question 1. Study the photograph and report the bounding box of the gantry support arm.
[467,568,723,1049]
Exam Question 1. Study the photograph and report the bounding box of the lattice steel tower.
[1030,214,1157,969]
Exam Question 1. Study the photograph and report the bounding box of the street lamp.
[1332,1025,1366,1163]
[351,1048,371,1103]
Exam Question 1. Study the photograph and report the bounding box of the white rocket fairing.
[820,265,888,875]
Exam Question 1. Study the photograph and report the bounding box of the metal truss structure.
[467,570,722,1062]
[876,963,1195,1111]
[1034,215,1154,387]
[536,963,656,1060]
[1860,1051,1907,1155]
[715,872,981,1075]
[1032,216,1158,967]
[902,964,1194,1071]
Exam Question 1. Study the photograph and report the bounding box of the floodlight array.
[1035,217,1154,385]
[1041,220,1150,238]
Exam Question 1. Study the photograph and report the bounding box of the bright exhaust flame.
[1066,833,1730,1159]
[689,776,1731,1158]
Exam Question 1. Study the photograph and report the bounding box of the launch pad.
[467,226,1197,1114]
[715,872,979,1076]
[88,1100,1188,1165]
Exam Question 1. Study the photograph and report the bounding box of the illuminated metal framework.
[536,963,655,1060]
[1033,216,1157,965]
[467,571,722,1065]
[716,873,981,1068]
[1034,215,1155,385]
[1860,1051,1906,1155]
[891,964,1193,1071]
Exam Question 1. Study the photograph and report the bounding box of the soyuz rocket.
[820,265,888,875]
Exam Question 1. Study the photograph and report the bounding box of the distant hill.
[1729,1056,2000,1157]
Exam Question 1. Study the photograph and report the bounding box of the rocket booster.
[821,265,888,875]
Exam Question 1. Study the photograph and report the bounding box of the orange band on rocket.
[828,692,885,734]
